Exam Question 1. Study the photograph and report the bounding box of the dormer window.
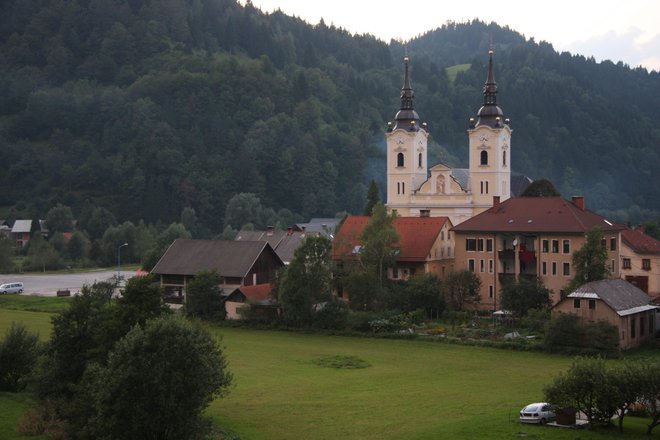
[397,153,404,167]
[480,150,488,165]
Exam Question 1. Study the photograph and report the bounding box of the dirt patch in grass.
[312,355,370,369]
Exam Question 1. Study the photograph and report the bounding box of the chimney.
[287,227,293,236]
[493,196,500,208]
[571,196,585,210]
[266,225,274,236]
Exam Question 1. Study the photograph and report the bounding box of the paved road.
[0,270,135,296]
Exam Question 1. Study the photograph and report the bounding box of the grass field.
[446,63,471,83]
[0,301,657,439]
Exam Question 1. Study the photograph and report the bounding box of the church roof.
[452,197,625,233]
[475,49,506,129]
[390,56,422,132]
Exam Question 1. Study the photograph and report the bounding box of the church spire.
[483,48,497,105]
[401,54,414,110]
[475,48,505,128]
[391,54,420,131]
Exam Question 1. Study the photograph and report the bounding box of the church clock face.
[396,137,404,145]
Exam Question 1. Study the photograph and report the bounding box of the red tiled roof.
[332,216,450,262]
[452,197,625,233]
[238,283,273,302]
[622,228,660,254]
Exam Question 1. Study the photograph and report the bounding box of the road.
[0,270,136,296]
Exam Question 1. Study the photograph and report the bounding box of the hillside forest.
[1,0,659,235]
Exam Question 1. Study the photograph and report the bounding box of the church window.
[480,182,483,194]
[397,153,404,167]
[420,210,430,217]
[486,181,489,194]
[418,153,422,168]
[503,150,506,166]
[480,150,488,165]
[397,182,400,194]
[402,182,405,194]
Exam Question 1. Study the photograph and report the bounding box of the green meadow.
[0,299,657,439]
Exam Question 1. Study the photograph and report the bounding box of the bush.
[314,299,349,330]
[0,322,40,392]
[544,313,619,356]
[79,315,232,440]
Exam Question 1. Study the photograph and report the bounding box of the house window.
[397,152,404,167]
[552,240,559,253]
[477,239,484,252]
[486,239,493,252]
[418,153,422,168]
[480,150,488,165]
[542,240,549,253]
[466,238,477,251]
[601,239,607,250]
[468,259,476,272]
[552,262,557,276]
[441,231,444,240]
[631,317,636,338]
[643,259,651,271]
[420,209,430,217]
[589,299,596,310]
[610,238,616,251]
[563,240,570,254]
[563,262,570,276]
[480,259,485,273]
[623,258,631,269]
[489,259,494,273]
[489,285,494,298]
[573,299,580,309]
[611,259,615,272]
[391,268,399,279]
[542,262,547,276]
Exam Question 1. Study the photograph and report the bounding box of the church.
[386,50,529,225]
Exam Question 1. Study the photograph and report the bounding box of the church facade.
[386,51,516,226]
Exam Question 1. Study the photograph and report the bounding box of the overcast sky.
[244,0,660,72]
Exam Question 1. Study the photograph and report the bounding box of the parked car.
[519,402,556,424]
[0,282,23,294]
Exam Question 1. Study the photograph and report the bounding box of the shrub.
[0,322,40,392]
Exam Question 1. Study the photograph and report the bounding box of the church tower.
[467,49,512,207]
[386,56,429,209]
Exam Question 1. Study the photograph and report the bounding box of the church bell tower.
[386,56,429,210]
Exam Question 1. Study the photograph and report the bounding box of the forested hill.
[1,0,658,235]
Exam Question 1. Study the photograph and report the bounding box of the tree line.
[1,0,658,236]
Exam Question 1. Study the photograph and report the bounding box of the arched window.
[503,150,507,166]
[418,153,422,168]
[397,153,404,167]
[480,150,488,165]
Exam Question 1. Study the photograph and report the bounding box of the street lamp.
[117,242,128,284]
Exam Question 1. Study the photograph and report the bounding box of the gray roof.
[235,229,305,264]
[151,239,282,277]
[452,168,469,191]
[295,218,341,237]
[568,279,655,316]
[450,169,532,196]
[11,220,32,233]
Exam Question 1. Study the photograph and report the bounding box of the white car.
[519,402,556,425]
[0,282,23,294]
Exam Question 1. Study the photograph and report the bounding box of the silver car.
[519,402,556,424]
[0,282,24,294]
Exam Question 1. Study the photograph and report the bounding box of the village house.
[332,216,454,299]
[620,227,660,297]
[451,196,626,310]
[151,239,283,303]
[553,279,656,349]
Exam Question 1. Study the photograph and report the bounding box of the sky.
[244,0,660,72]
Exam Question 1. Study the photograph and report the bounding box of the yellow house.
[620,227,660,297]
[553,279,656,349]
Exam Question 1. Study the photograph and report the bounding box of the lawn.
[0,303,657,439]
